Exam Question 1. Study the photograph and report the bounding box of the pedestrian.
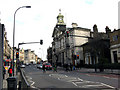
[66,64,68,72]
[17,65,20,72]
[70,63,73,71]
[8,66,12,77]
[3,66,6,79]
[73,65,75,70]
[53,64,57,72]
[42,64,46,73]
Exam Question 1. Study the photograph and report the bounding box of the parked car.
[37,64,43,69]
[44,63,52,70]
[20,64,25,68]
[25,63,29,66]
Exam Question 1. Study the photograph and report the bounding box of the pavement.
[2,66,120,89]
[3,67,21,89]
[76,68,120,75]
[57,66,120,75]
[3,70,9,88]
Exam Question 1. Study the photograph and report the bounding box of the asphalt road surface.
[22,64,120,90]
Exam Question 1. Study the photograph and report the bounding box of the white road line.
[67,79,79,82]
[101,83,115,89]
[31,81,35,86]
[58,78,60,80]
[72,82,78,87]
[49,74,51,76]
[82,84,104,88]
[65,75,68,77]
[49,73,116,89]
[75,82,84,84]
[78,78,83,81]
[31,85,36,88]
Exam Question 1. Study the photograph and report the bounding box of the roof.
[81,39,110,47]
[67,27,91,32]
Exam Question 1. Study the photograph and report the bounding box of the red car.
[44,63,52,70]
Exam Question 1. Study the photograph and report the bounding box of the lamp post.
[13,6,31,76]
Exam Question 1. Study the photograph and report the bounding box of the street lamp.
[12,6,31,76]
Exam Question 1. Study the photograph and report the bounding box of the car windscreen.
[45,63,51,65]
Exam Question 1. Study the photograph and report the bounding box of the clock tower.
[56,9,66,32]
[57,9,65,25]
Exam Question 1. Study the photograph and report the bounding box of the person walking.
[42,64,46,73]
[66,64,68,72]
[70,63,73,71]
[53,64,57,72]
[8,66,12,77]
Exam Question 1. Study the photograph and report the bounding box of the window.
[113,35,118,41]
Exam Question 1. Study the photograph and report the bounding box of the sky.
[0,0,119,60]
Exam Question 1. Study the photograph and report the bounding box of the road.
[22,64,119,90]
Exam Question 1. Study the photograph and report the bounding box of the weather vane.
[59,9,61,14]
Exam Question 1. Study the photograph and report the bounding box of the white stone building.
[52,10,91,66]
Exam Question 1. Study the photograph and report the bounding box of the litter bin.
[7,77,17,90]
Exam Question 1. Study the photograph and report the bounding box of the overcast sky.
[0,0,119,60]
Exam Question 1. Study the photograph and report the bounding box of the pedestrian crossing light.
[16,52,19,59]
[66,31,69,37]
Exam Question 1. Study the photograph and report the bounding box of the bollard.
[7,77,17,90]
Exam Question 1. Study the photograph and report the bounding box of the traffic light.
[77,55,79,59]
[16,52,19,59]
[40,40,43,45]
[66,31,69,37]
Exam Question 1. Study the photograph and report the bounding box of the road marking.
[31,81,35,86]
[49,74,52,76]
[65,75,68,77]
[67,79,80,82]
[75,82,84,84]
[49,73,116,89]
[78,78,83,81]
[101,83,115,89]
[72,82,78,87]
[81,84,104,88]
[31,86,36,88]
